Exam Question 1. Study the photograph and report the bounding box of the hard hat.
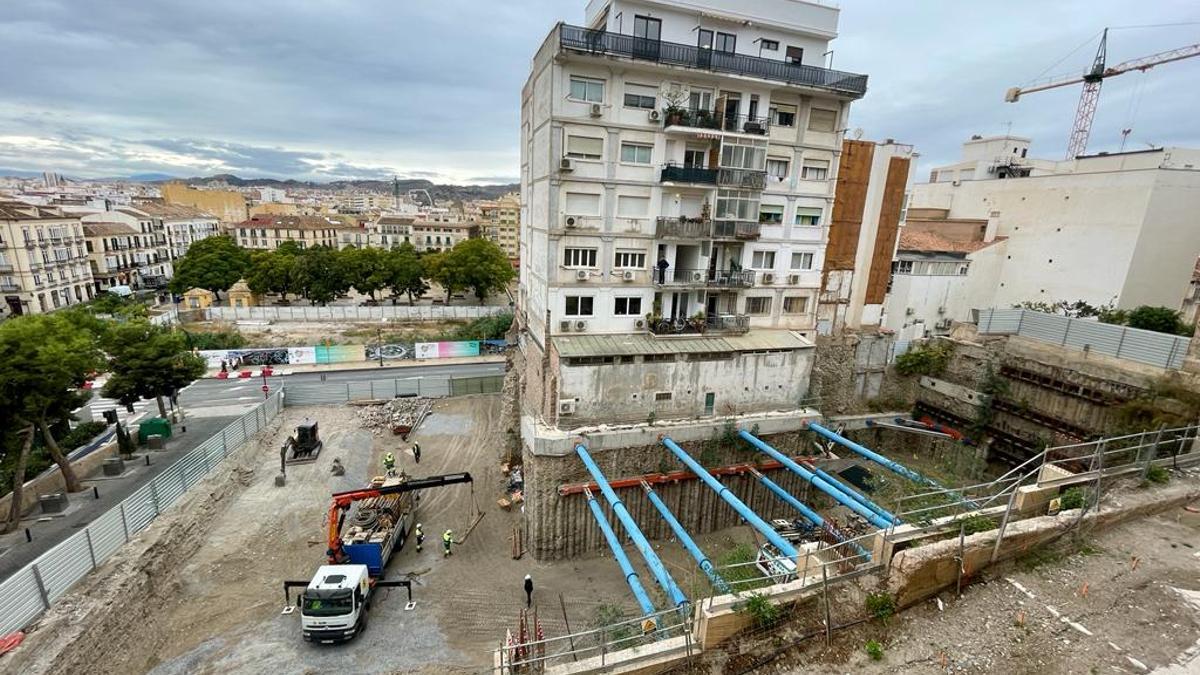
[385,452,394,460]
[417,523,422,529]
[525,574,532,580]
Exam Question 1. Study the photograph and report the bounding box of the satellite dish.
[852,128,865,140]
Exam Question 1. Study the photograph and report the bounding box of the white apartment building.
[518,0,869,425]
[81,221,166,292]
[0,201,96,317]
[905,138,1200,316]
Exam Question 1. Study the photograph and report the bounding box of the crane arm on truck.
[325,472,473,564]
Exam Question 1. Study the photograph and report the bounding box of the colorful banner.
[415,341,481,359]
[315,344,365,364]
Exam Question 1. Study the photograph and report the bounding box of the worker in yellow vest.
[383,452,396,477]
[442,529,453,556]
[414,523,424,553]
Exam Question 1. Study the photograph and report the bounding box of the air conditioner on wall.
[905,307,914,316]
[574,320,588,332]
[560,158,575,172]
[575,269,589,281]
[787,273,800,285]
[590,103,602,117]
[648,109,661,122]
[691,271,705,283]
[559,320,572,332]
[563,214,578,228]
[622,270,636,281]
[559,399,577,415]
[762,272,775,285]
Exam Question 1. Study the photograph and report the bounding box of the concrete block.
[147,434,165,450]
[102,457,125,477]
[274,474,286,487]
[39,492,69,514]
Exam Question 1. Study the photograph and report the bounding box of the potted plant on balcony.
[662,90,688,126]
[689,310,707,332]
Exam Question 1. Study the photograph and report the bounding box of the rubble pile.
[356,397,434,436]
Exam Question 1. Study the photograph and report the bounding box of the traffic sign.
[261,384,270,393]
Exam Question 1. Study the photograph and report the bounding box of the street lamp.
[377,327,384,367]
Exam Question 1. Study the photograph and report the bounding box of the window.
[758,205,784,224]
[795,207,822,226]
[614,296,643,315]
[751,250,776,269]
[715,189,760,221]
[620,142,653,164]
[801,159,830,181]
[616,195,650,217]
[614,251,646,268]
[563,248,597,267]
[783,296,808,314]
[790,252,814,270]
[565,296,594,316]
[633,15,661,40]
[770,104,796,127]
[786,46,804,64]
[760,39,779,51]
[688,87,713,111]
[683,148,707,168]
[892,260,914,275]
[715,32,736,54]
[766,158,789,182]
[720,137,768,171]
[569,76,604,103]
[654,391,672,402]
[624,83,657,109]
[643,353,676,363]
[746,296,772,315]
[808,108,838,132]
[697,29,713,50]
[566,135,603,160]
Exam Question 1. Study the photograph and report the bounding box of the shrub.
[183,329,246,350]
[1144,464,1169,484]
[865,591,896,623]
[58,421,110,451]
[865,639,884,661]
[960,514,997,535]
[741,592,781,628]
[894,341,954,377]
[1058,486,1089,510]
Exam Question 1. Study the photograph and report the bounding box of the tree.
[2,427,34,533]
[423,250,462,304]
[102,321,207,418]
[1126,305,1191,336]
[245,250,300,300]
[449,238,516,305]
[293,245,349,305]
[167,236,249,298]
[340,246,389,301]
[383,242,429,305]
[0,314,104,493]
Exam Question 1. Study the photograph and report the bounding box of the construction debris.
[355,397,434,438]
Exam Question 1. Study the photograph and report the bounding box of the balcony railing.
[0,283,20,292]
[559,24,868,97]
[712,221,762,239]
[663,107,770,135]
[647,313,751,336]
[0,262,12,273]
[660,164,717,185]
[655,216,711,239]
[717,168,767,190]
[654,267,756,288]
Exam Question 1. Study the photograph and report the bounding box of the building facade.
[81,221,166,292]
[518,0,868,426]
[161,182,248,224]
[411,221,478,253]
[480,192,521,262]
[122,203,220,263]
[0,201,96,316]
[233,214,341,250]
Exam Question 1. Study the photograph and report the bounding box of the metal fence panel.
[206,304,510,322]
[89,508,128,564]
[0,568,46,635]
[125,483,160,532]
[38,532,94,601]
[1061,319,1123,354]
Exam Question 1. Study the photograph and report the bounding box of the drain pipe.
[807,422,978,508]
[576,445,688,609]
[640,480,730,595]
[738,430,894,529]
[661,437,800,560]
[582,487,657,620]
[748,467,870,561]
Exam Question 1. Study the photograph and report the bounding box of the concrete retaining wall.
[0,440,120,522]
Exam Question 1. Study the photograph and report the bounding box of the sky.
[1,0,1197,184]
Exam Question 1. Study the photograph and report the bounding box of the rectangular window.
[808,108,838,132]
[616,195,649,217]
[566,135,603,160]
[633,15,661,40]
[654,391,672,402]
[770,103,797,127]
[614,296,643,315]
[760,39,779,51]
[783,296,808,314]
[688,87,713,111]
[786,46,804,64]
[751,250,776,269]
[623,83,657,109]
[892,260,914,275]
[766,158,789,182]
[614,251,646,268]
[563,248,597,267]
[801,159,830,181]
[758,205,784,224]
[715,32,736,54]
[790,252,814,270]
[720,137,768,171]
[569,76,604,103]
[715,189,760,221]
[746,296,772,315]
[565,295,594,316]
[697,29,713,50]
[795,207,822,226]
[620,142,653,164]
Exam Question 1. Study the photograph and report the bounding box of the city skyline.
[1,0,1197,183]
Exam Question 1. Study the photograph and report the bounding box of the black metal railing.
[653,267,756,288]
[717,168,767,190]
[660,164,717,185]
[655,216,711,239]
[663,107,770,135]
[712,221,762,239]
[560,24,868,97]
[647,313,751,336]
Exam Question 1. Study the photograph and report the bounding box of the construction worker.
[414,523,424,553]
[412,442,421,464]
[383,452,396,477]
[442,529,453,556]
[524,574,534,608]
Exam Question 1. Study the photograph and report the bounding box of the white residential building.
[908,138,1200,313]
[518,0,870,425]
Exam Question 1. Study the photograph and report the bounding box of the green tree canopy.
[245,250,300,300]
[382,242,429,305]
[293,245,349,305]
[423,250,462,303]
[448,238,515,305]
[1126,305,1192,336]
[167,235,249,297]
[340,246,389,301]
[102,321,207,418]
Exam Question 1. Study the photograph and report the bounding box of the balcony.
[648,313,751,336]
[0,283,20,292]
[660,164,717,185]
[712,221,762,240]
[663,107,770,136]
[654,267,756,288]
[716,168,767,190]
[0,262,12,273]
[655,216,711,239]
[559,24,868,98]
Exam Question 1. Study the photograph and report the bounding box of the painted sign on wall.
[415,341,481,359]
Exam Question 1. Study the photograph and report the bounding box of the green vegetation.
[1144,464,1170,484]
[960,513,997,535]
[865,639,885,661]
[1015,300,1193,336]
[1113,374,1200,433]
[168,236,250,298]
[590,603,635,646]
[182,328,246,350]
[865,591,896,623]
[894,340,954,377]
[741,592,781,628]
[716,543,769,592]
[1125,305,1192,336]
[102,322,207,418]
[970,361,1009,440]
[1058,486,1090,511]
[58,422,109,452]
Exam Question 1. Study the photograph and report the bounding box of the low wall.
[544,635,694,675]
[0,440,120,522]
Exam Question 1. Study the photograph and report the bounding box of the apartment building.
[0,201,96,316]
[518,0,869,424]
[480,192,521,262]
[411,221,479,253]
[234,214,341,249]
[80,221,162,292]
[161,182,248,224]
[369,215,416,249]
[122,203,220,263]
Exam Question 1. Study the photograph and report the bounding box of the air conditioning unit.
[690,270,705,283]
[762,272,775,285]
[558,399,577,415]
[635,319,645,328]
[905,307,915,316]
[574,320,588,332]
[937,306,947,315]
[560,157,575,172]
[590,103,602,117]
[648,109,661,122]
[787,273,800,285]
[563,214,578,228]
[622,270,636,281]
[937,318,953,329]
[575,269,589,281]
[559,320,572,332]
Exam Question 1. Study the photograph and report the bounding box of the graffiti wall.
[197,340,504,369]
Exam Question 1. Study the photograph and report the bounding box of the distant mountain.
[0,168,47,179]
[178,174,518,201]
[126,172,179,182]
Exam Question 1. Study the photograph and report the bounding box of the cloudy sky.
[2,0,1197,184]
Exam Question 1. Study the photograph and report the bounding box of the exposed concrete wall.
[812,331,914,414]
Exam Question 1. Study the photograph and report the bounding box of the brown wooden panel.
[826,140,873,271]
[865,155,911,304]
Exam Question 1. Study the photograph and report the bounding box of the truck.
[284,471,473,643]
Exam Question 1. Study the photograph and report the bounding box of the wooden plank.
[826,140,874,271]
[864,155,911,304]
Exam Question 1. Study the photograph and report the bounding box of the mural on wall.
[415,341,481,359]
[197,340,507,369]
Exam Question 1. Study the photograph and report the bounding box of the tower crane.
[1005,28,1200,159]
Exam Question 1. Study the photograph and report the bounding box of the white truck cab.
[299,565,371,643]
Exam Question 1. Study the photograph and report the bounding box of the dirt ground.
[185,318,484,348]
[699,492,1200,675]
[7,395,647,674]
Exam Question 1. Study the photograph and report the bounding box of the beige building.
[82,221,165,292]
[0,201,96,316]
[161,182,248,224]
[369,215,416,249]
[411,221,479,253]
[234,214,341,249]
[122,203,220,263]
[480,192,520,262]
